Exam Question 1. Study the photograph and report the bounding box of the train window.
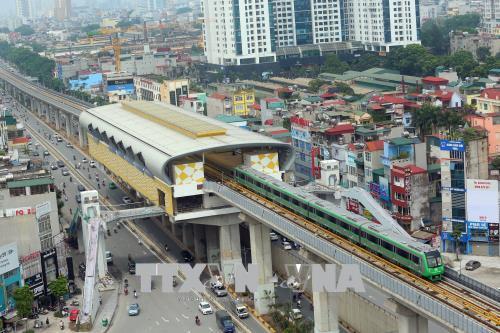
[367,233,379,244]
[350,225,359,235]
[327,214,338,224]
[425,251,442,268]
[340,221,349,230]
[292,198,299,206]
[360,231,367,238]
[396,247,410,259]
[272,188,280,196]
[381,240,393,251]
[317,210,325,218]
[410,254,420,265]
[282,194,289,201]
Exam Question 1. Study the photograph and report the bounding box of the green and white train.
[234,166,445,281]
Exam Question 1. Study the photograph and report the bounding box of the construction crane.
[112,35,121,72]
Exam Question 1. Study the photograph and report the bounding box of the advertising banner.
[0,243,19,275]
[466,179,499,224]
[440,140,465,152]
[379,177,390,201]
[489,223,499,242]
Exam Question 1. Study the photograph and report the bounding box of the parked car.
[292,242,301,250]
[281,241,292,250]
[288,308,303,321]
[57,160,65,168]
[122,196,133,205]
[66,142,73,148]
[50,164,58,170]
[465,260,481,271]
[105,251,113,265]
[89,160,96,168]
[56,137,63,142]
[75,194,81,204]
[43,150,49,156]
[210,281,228,297]
[62,169,70,176]
[109,182,117,190]
[198,301,213,315]
[128,303,140,316]
[77,185,86,192]
[82,157,88,163]
[32,151,39,157]
[181,250,194,262]
[270,232,279,241]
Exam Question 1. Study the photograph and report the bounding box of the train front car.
[422,250,445,281]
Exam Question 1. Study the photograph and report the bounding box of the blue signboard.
[379,177,390,201]
[467,221,489,230]
[440,140,465,152]
[441,187,466,193]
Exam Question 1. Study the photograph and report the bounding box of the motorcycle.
[195,316,200,326]
[124,288,128,296]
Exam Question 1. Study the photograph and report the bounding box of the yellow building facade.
[232,88,255,116]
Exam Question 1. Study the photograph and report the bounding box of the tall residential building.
[483,0,500,35]
[16,0,33,20]
[202,0,420,65]
[54,0,71,21]
[201,0,277,65]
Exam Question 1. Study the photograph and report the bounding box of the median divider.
[226,286,276,333]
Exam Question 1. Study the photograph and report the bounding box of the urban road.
[8,101,267,333]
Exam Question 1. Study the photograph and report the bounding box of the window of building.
[365,152,371,162]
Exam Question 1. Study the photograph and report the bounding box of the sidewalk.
[443,253,500,288]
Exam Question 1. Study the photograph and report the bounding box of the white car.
[82,158,88,163]
[198,301,213,315]
[289,308,303,321]
[281,241,292,250]
[89,160,96,168]
[270,232,279,241]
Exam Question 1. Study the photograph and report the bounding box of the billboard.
[466,179,499,224]
[0,243,19,275]
[173,162,205,185]
[440,140,465,152]
[379,177,390,201]
[246,153,280,177]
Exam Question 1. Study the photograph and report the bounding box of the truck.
[231,300,249,319]
[215,310,235,333]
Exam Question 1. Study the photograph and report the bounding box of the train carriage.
[234,166,444,281]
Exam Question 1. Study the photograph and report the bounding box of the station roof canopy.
[80,101,293,183]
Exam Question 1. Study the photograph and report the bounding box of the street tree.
[48,276,69,310]
[13,286,35,319]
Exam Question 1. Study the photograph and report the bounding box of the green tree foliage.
[411,103,465,139]
[307,79,329,93]
[13,286,34,318]
[29,42,46,53]
[48,276,69,308]
[385,44,440,76]
[334,82,354,95]
[350,53,385,71]
[492,156,500,170]
[476,47,491,62]
[0,42,62,90]
[15,25,35,36]
[420,14,481,55]
[323,54,349,74]
[445,51,478,78]
[82,24,100,33]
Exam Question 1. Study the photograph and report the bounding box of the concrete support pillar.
[313,292,339,333]
[385,299,428,333]
[193,224,206,261]
[79,125,87,148]
[219,223,241,280]
[171,223,182,240]
[54,109,61,130]
[64,115,71,137]
[205,225,219,263]
[248,217,274,315]
[182,223,194,251]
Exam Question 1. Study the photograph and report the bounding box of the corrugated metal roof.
[80,101,294,182]
[122,101,227,138]
[7,177,53,188]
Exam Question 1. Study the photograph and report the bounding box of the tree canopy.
[14,25,35,36]
[323,54,349,75]
[421,14,481,55]
[13,286,34,319]
[48,276,69,300]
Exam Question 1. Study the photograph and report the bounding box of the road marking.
[161,316,169,323]
[175,317,180,322]
[181,313,189,319]
[155,321,160,326]
[208,328,214,332]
